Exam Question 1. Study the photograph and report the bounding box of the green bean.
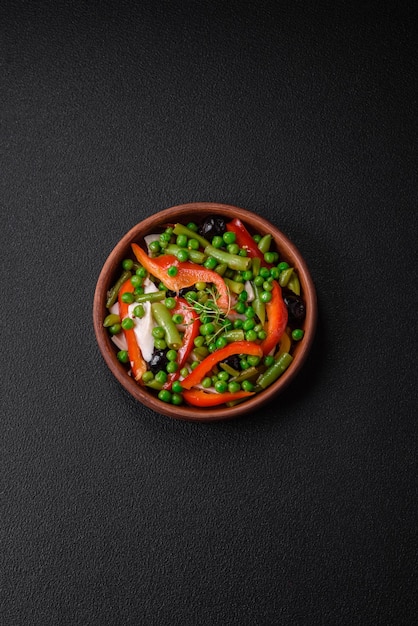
[165,243,206,265]
[106,270,132,308]
[251,257,261,277]
[203,244,252,272]
[223,329,245,343]
[151,302,182,349]
[144,379,164,390]
[103,313,121,327]
[255,352,293,390]
[287,272,301,295]
[134,291,166,304]
[252,283,266,324]
[257,234,272,254]
[173,223,210,248]
[230,366,260,383]
[224,277,245,294]
[279,267,294,288]
[219,362,241,377]
[214,263,228,276]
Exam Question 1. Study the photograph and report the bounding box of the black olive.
[199,216,226,239]
[148,349,168,374]
[165,287,196,298]
[222,355,241,371]
[283,292,306,323]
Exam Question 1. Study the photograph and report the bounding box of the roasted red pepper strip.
[163,297,200,389]
[260,280,288,355]
[131,243,230,311]
[183,389,254,407]
[118,278,147,382]
[226,218,267,264]
[181,340,263,390]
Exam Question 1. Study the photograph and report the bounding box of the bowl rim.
[93,202,317,421]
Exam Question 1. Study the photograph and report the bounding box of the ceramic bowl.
[93,202,317,421]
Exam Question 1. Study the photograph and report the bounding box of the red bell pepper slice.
[226,218,267,263]
[183,389,254,407]
[181,340,263,390]
[118,278,147,382]
[260,280,288,355]
[163,297,200,389]
[131,243,230,311]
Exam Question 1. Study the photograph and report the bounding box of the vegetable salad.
[104,216,306,408]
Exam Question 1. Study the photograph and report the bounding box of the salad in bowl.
[93,203,316,421]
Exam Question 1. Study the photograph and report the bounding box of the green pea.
[158,389,172,403]
[215,336,228,349]
[130,275,142,288]
[211,235,224,248]
[253,234,261,243]
[195,281,206,291]
[233,319,244,329]
[200,322,215,336]
[247,355,260,367]
[155,370,168,384]
[117,350,129,363]
[254,275,264,286]
[171,393,183,406]
[176,234,188,248]
[204,256,218,270]
[149,240,161,254]
[194,335,205,348]
[154,338,167,350]
[241,380,254,392]
[142,371,154,383]
[166,349,177,361]
[121,317,134,330]
[121,291,135,304]
[292,329,304,341]
[134,286,144,295]
[190,361,200,370]
[278,261,289,272]
[245,330,257,342]
[188,238,200,250]
[152,326,165,339]
[263,281,273,292]
[245,306,255,319]
[228,381,241,393]
[202,377,212,388]
[172,381,184,393]
[109,323,121,335]
[172,313,183,324]
[177,249,189,262]
[240,358,249,370]
[260,291,272,303]
[122,259,134,270]
[235,301,246,314]
[264,251,276,264]
[136,266,147,277]
[186,222,198,232]
[164,297,176,310]
[257,330,267,340]
[238,290,248,302]
[223,231,236,245]
[217,370,229,381]
[167,265,178,277]
[133,304,145,318]
[264,355,275,367]
[242,270,253,281]
[166,361,178,373]
[270,267,280,279]
[243,319,255,331]
[215,380,228,393]
[238,249,247,257]
[180,367,189,378]
[227,243,239,255]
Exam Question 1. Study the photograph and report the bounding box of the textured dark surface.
[1,2,417,625]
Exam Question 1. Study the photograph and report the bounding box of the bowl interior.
[93,203,317,421]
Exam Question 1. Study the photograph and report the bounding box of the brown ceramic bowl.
[93,202,317,421]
